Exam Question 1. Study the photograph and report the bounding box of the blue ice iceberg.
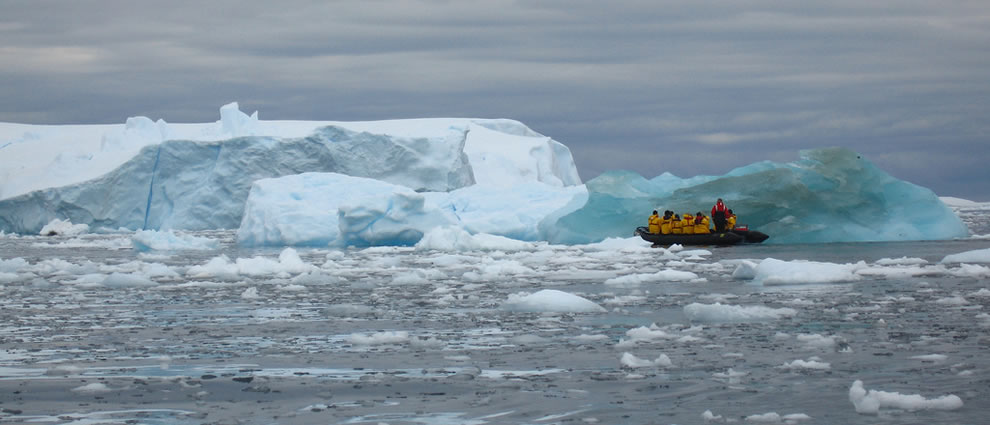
[0,126,475,233]
[545,147,968,244]
[237,172,585,247]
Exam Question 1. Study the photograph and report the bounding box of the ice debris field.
[1,224,990,423]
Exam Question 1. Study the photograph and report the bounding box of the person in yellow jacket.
[660,210,674,234]
[694,211,710,234]
[648,210,661,234]
[671,214,683,234]
[681,213,695,234]
[726,209,737,230]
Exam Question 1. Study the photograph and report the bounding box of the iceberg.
[237,173,455,247]
[0,125,473,233]
[0,104,580,234]
[237,172,585,247]
[547,147,968,244]
[0,104,969,245]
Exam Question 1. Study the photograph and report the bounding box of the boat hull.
[729,228,769,243]
[635,227,743,246]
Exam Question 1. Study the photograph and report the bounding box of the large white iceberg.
[236,172,585,247]
[0,103,579,234]
[0,104,970,245]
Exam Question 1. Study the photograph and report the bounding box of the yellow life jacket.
[694,215,710,234]
[727,215,737,230]
[648,214,661,233]
[660,216,673,234]
[681,214,695,234]
[671,218,683,234]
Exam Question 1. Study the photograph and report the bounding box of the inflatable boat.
[635,226,743,246]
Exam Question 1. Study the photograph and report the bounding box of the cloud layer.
[2,1,988,199]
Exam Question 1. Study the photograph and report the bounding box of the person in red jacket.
[711,198,728,232]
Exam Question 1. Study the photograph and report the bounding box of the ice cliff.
[237,172,586,247]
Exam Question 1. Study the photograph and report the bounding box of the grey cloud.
[1,0,988,199]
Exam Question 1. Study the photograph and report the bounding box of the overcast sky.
[2,1,988,199]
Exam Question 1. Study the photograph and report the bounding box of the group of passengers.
[647,199,736,235]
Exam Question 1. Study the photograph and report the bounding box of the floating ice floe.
[186,248,316,279]
[795,333,838,350]
[39,218,89,236]
[848,380,963,414]
[71,382,113,394]
[347,331,410,346]
[684,302,798,323]
[502,289,606,313]
[734,258,864,285]
[743,412,813,423]
[415,226,538,252]
[941,247,990,264]
[620,352,672,368]
[604,269,702,286]
[780,358,831,370]
[132,229,219,251]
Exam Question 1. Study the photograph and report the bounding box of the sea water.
[0,212,988,424]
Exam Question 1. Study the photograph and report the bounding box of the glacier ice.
[0,103,971,246]
[237,172,584,247]
[0,105,582,235]
[462,123,580,188]
[0,124,475,233]
[238,172,455,247]
[547,147,968,244]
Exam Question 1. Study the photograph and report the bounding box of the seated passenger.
[661,211,674,234]
[681,213,695,234]
[648,210,661,234]
[671,214,683,234]
[727,209,737,230]
[694,212,710,234]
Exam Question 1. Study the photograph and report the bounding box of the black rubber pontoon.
[635,226,744,246]
[728,228,770,243]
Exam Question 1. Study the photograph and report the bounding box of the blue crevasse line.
[142,145,163,230]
